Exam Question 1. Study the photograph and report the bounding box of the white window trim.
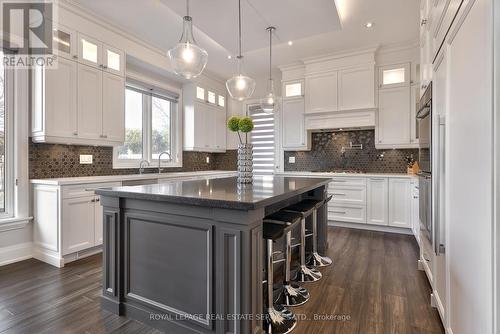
[113,84,183,170]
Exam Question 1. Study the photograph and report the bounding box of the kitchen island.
[95,175,331,334]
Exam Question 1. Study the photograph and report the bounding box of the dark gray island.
[95,175,331,334]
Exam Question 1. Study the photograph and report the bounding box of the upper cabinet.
[338,65,375,111]
[52,24,77,60]
[305,72,338,114]
[32,28,125,146]
[375,62,418,149]
[303,50,376,114]
[183,83,227,153]
[282,79,309,151]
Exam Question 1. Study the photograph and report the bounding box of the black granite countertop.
[95,175,332,210]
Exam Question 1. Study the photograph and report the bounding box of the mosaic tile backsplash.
[29,142,237,179]
[284,130,419,174]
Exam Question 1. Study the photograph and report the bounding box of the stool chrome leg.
[294,218,322,283]
[276,231,310,307]
[307,209,333,267]
[265,239,297,334]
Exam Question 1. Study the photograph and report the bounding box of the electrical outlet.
[288,156,296,164]
[206,156,210,164]
[80,154,93,164]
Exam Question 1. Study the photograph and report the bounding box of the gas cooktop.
[311,169,366,174]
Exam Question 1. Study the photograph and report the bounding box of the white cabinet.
[367,177,389,225]
[184,86,227,153]
[305,72,338,114]
[33,181,122,267]
[77,33,102,69]
[430,0,462,61]
[376,86,412,148]
[32,28,125,146]
[282,97,309,151]
[338,65,375,111]
[411,179,420,244]
[77,63,103,140]
[32,57,78,140]
[378,63,411,89]
[327,177,367,224]
[52,24,77,60]
[388,178,412,228]
[62,196,96,255]
[410,84,420,144]
[102,72,125,141]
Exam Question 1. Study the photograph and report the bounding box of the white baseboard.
[0,242,33,266]
[329,221,413,235]
[33,248,64,268]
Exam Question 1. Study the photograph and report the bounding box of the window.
[114,85,180,168]
[0,50,13,217]
[249,105,275,174]
[196,86,205,100]
[218,95,225,107]
[284,82,302,97]
[207,91,216,104]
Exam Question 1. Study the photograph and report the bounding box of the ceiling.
[71,0,419,82]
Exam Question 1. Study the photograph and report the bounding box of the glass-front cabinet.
[378,63,411,89]
[78,33,102,68]
[102,44,125,76]
[52,25,77,60]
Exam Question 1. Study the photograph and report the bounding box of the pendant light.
[226,0,256,101]
[260,26,277,113]
[167,0,208,80]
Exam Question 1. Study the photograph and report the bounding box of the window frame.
[0,64,15,219]
[113,85,182,169]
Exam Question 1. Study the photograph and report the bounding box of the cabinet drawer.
[328,204,366,224]
[62,182,122,199]
[329,177,366,187]
[328,186,366,205]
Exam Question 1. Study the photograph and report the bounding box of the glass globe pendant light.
[261,26,277,113]
[167,0,208,80]
[226,0,256,101]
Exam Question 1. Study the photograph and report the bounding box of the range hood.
[305,109,376,131]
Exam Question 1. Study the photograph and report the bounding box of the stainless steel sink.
[122,178,158,186]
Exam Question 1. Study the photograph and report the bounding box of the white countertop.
[275,171,417,178]
[30,170,237,186]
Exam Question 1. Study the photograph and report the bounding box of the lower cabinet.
[388,178,412,228]
[328,176,413,230]
[367,177,389,225]
[62,195,103,255]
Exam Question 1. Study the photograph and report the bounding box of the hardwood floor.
[0,227,444,334]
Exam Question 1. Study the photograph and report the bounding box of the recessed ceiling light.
[227,55,232,59]
[365,22,373,28]
[288,41,293,46]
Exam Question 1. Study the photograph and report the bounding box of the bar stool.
[263,220,297,334]
[306,195,333,267]
[264,211,310,308]
[284,198,329,282]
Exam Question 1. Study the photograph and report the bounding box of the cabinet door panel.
[77,33,102,68]
[339,66,375,110]
[282,98,307,150]
[94,197,103,246]
[377,86,411,145]
[367,178,389,225]
[62,197,95,255]
[45,58,78,138]
[215,109,227,151]
[102,72,125,142]
[388,178,411,228]
[102,44,125,77]
[52,24,77,60]
[77,63,103,140]
[306,73,338,113]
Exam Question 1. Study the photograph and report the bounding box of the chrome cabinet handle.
[332,211,346,214]
[73,131,78,136]
[421,19,427,26]
[72,55,78,59]
[332,193,346,196]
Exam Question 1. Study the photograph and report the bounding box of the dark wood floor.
[0,227,444,334]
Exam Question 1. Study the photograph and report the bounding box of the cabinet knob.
[421,19,427,26]
[73,131,78,136]
[103,65,108,69]
[72,55,78,59]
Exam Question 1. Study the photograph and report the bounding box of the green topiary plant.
[227,116,254,145]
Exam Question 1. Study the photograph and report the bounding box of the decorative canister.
[237,144,253,184]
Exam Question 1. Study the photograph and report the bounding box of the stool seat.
[264,211,302,231]
[263,223,286,241]
[285,199,322,215]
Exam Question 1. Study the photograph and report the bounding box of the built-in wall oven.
[417,84,433,257]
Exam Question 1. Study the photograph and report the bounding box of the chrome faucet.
[139,160,150,174]
[158,151,172,174]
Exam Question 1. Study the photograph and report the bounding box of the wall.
[284,130,418,173]
[29,143,236,179]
